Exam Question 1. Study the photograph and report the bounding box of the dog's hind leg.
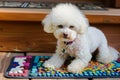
[97,40,119,63]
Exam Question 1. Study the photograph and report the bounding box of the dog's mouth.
[61,37,76,45]
[64,40,74,45]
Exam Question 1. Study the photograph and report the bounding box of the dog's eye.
[58,25,63,28]
[69,26,74,29]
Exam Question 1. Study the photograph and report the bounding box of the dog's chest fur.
[58,40,80,57]
[65,43,78,57]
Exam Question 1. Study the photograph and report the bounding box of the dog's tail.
[109,46,120,60]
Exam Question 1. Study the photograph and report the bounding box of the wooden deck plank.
[27,53,53,56]
[0,8,120,24]
[0,52,7,72]
[0,52,28,80]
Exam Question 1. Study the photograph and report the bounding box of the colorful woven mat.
[5,56,120,78]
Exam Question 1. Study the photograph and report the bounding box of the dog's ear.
[78,18,89,34]
[42,14,54,33]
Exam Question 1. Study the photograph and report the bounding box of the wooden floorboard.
[0,52,7,72]
[27,53,53,56]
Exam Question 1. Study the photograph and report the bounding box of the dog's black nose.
[63,33,68,38]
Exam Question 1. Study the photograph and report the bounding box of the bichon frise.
[42,3,119,73]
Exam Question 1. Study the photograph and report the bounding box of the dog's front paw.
[43,60,55,69]
[67,59,88,73]
[67,63,83,73]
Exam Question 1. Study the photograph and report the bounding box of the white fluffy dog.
[42,3,119,73]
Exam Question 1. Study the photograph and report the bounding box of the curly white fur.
[42,3,119,73]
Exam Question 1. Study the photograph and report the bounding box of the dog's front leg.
[68,51,92,73]
[67,58,89,73]
[43,53,66,69]
[68,36,92,73]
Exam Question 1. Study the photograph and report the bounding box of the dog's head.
[42,3,89,42]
